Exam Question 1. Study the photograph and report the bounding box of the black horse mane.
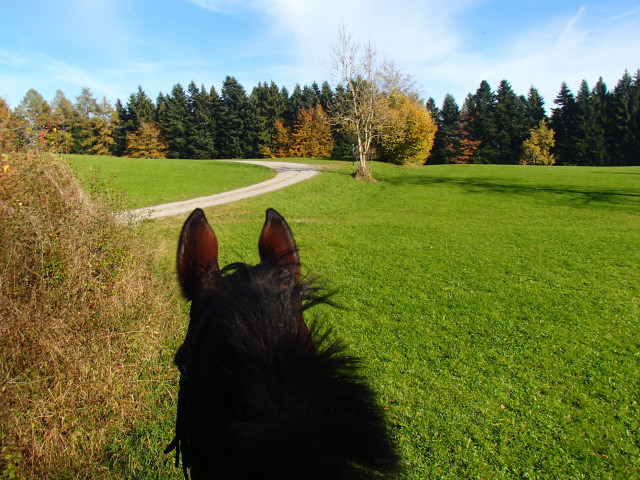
[176,261,398,479]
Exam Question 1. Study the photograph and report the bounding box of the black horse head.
[166,208,399,479]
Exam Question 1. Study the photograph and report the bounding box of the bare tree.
[330,26,383,178]
[330,26,418,178]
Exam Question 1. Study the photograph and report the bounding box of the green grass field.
[97,160,639,478]
[65,155,275,209]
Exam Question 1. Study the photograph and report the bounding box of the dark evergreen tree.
[429,93,460,164]
[127,86,156,128]
[551,82,578,164]
[574,79,600,165]
[614,69,640,165]
[186,82,218,159]
[590,77,612,166]
[319,81,334,113]
[219,76,254,158]
[494,80,528,164]
[301,84,320,109]
[425,97,439,120]
[329,84,354,158]
[250,81,287,156]
[112,99,128,156]
[285,84,305,127]
[159,83,190,158]
[610,71,634,165]
[525,86,546,128]
[466,80,498,163]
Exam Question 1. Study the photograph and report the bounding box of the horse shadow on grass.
[383,171,640,210]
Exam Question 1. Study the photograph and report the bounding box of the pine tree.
[187,82,218,159]
[591,78,612,166]
[525,87,546,128]
[251,81,287,157]
[494,80,528,164]
[159,83,190,158]
[127,86,156,128]
[301,84,320,109]
[219,76,254,158]
[329,84,355,158]
[466,80,497,163]
[550,82,578,164]
[450,103,480,164]
[319,81,334,113]
[430,93,460,164]
[284,84,305,128]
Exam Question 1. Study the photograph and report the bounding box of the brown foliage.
[125,121,168,158]
[268,105,334,158]
[0,152,179,477]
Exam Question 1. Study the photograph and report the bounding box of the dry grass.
[0,152,182,478]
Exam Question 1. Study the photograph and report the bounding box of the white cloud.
[413,5,640,107]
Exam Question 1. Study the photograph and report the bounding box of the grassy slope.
[65,155,275,209]
[122,161,638,479]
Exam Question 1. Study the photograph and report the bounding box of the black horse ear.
[177,208,220,300]
[258,208,300,279]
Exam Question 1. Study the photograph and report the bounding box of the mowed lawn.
[110,160,639,479]
[65,155,275,209]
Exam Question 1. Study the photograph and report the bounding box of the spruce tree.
[319,81,334,113]
[494,80,527,164]
[250,81,287,157]
[285,84,305,127]
[525,87,546,128]
[550,82,578,164]
[112,99,128,156]
[302,84,320,109]
[187,81,218,159]
[159,83,190,158]
[467,80,498,163]
[430,93,460,164]
[219,76,254,158]
[591,78,611,166]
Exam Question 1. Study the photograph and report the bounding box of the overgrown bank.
[0,152,184,478]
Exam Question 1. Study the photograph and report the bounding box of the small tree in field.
[330,26,383,179]
[520,119,556,165]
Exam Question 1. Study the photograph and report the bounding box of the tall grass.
[0,152,184,478]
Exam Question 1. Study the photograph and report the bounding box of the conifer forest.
[2,69,639,166]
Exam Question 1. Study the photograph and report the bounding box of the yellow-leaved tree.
[125,121,168,158]
[267,105,334,158]
[291,104,334,157]
[520,119,556,165]
[377,94,437,165]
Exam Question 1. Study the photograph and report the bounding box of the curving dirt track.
[117,161,319,222]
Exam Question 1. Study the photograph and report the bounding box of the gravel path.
[116,161,319,222]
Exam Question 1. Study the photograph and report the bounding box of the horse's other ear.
[177,208,219,300]
[258,208,300,279]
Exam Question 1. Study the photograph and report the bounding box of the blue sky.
[1,0,639,111]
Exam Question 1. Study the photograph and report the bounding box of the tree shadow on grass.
[382,171,640,210]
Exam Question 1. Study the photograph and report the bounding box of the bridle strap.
[165,299,219,479]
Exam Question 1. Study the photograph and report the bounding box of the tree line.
[2,68,638,166]
[429,70,640,166]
